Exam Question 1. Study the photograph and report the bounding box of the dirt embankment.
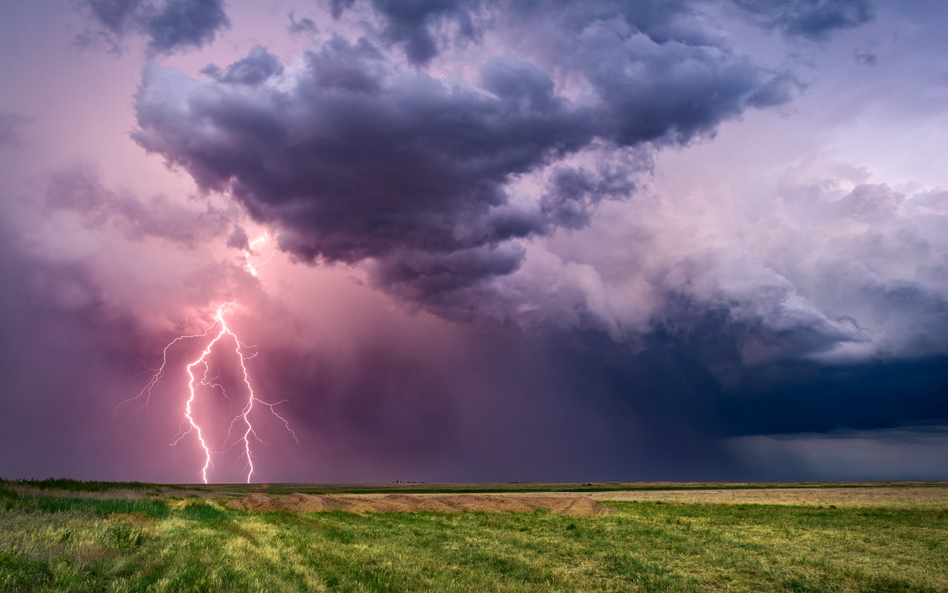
[225,493,614,517]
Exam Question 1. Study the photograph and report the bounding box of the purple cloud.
[77,0,229,54]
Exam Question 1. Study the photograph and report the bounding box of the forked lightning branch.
[117,304,298,483]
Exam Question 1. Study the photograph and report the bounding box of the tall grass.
[1,495,946,592]
[2,479,163,494]
[8,497,169,518]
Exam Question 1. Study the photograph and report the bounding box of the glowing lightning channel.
[244,233,278,277]
[115,326,218,420]
[121,304,297,484]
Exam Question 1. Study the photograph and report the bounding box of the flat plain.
[2,479,947,592]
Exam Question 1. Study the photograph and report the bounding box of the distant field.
[2,479,947,592]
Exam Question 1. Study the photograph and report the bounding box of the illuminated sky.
[1,0,947,483]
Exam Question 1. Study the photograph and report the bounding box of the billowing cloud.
[733,0,873,40]
[136,43,587,267]
[77,0,229,54]
[126,0,922,363]
[329,0,482,64]
[328,0,874,64]
[564,176,946,364]
[104,0,947,375]
[199,45,284,84]
[133,2,796,321]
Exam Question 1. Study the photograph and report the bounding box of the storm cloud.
[326,0,874,64]
[132,0,800,321]
[77,0,229,54]
[1,0,946,483]
[733,0,873,39]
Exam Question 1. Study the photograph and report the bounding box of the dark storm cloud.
[539,153,650,231]
[520,321,948,476]
[201,46,285,85]
[133,10,791,307]
[570,22,777,145]
[0,112,31,148]
[714,355,948,439]
[81,0,143,38]
[77,0,229,54]
[327,0,874,64]
[146,0,229,53]
[135,41,597,264]
[329,0,482,64]
[369,244,527,318]
[733,0,873,40]
[329,0,732,65]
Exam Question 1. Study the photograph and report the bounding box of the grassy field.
[1,480,947,592]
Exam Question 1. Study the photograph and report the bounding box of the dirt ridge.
[225,492,614,516]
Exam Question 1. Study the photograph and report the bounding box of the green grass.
[1,491,947,592]
[4,479,165,494]
[8,496,170,518]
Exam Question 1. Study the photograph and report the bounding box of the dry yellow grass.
[324,485,948,509]
[588,486,948,508]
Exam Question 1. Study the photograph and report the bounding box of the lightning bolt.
[119,303,298,484]
[244,233,277,277]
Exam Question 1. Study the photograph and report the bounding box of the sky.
[0,0,946,484]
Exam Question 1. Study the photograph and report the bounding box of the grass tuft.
[0,550,54,592]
